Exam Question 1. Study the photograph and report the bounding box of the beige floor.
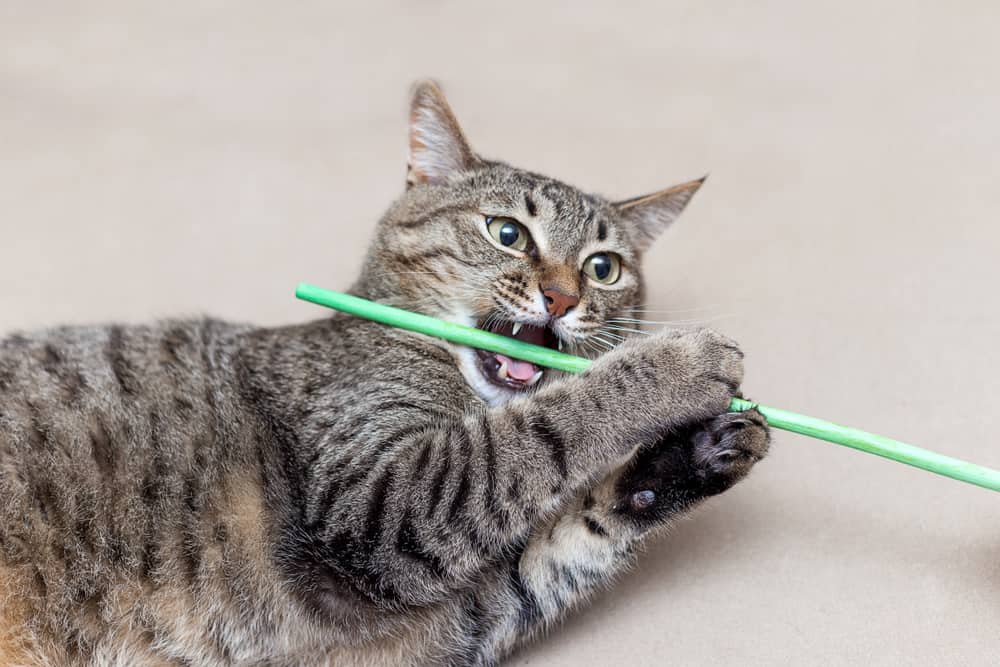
[3,1,999,664]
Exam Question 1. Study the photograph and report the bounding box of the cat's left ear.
[613,177,706,251]
[407,80,479,187]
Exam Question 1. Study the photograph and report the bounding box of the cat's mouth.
[474,319,561,391]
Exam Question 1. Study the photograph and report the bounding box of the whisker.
[618,304,735,314]
[604,317,665,324]
[480,311,506,332]
[606,317,684,325]
[600,325,650,336]
[609,315,734,327]
[590,335,619,351]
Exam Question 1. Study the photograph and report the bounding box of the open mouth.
[475,319,561,391]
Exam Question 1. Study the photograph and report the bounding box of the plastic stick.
[296,282,1000,493]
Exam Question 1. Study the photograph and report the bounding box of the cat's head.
[358,81,703,405]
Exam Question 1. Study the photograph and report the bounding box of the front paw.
[593,327,746,430]
[614,410,770,526]
[689,410,770,495]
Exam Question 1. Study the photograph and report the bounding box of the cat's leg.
[482,409,770,664]
[286,328,746,610]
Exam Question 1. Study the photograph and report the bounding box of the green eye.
[583,252,622,285]
[486,216,531,252]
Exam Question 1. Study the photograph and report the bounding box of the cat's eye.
[485,216,531,252]
[582,252,622,285]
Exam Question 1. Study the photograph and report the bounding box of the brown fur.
[1,564,40,666]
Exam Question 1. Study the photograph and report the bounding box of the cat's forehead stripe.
[524,194,537,217]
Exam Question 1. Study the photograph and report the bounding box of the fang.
[527,370,544,386]
[511,322,523,336]
[497,361,509,380]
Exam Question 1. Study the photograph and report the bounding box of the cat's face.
[360,82,703,406]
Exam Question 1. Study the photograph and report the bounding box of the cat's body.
[0,82,768,666]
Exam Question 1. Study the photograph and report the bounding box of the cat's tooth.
[511,322,523,336]
[557,338,564,351]
[528,370,544,386]
[497,361,509,380]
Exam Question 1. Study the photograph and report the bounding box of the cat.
[0,81,769,666]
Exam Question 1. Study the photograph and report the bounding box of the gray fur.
[0,81,768,666]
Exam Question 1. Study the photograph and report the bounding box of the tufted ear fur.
[406,80,479,187]
[613,177,706,251]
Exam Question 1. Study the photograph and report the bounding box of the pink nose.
[541,286,579,318]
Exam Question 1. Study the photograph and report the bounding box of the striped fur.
[0,81,768,665]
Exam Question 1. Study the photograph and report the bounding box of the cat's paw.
[613,409,769,526]
[595,327,745,428]
[688,409,770,496]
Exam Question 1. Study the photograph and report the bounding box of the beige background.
[3,1,999,664]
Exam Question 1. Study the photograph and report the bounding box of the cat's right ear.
[407,80,479,187]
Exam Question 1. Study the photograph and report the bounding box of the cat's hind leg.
[490,410,770,662]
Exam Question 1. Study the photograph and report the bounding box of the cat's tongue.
[494,353,537,381]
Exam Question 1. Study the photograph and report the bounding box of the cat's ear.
[407,80,479,187]
[613,177,706,250]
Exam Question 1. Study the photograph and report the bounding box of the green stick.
[296,282,1000,493]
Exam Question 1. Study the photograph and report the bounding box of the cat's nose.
[541,286,579,318]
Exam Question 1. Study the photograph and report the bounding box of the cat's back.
[0,318,242,475]
[0,318,241,407]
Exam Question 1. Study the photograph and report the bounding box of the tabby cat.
[0,81,769,666]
